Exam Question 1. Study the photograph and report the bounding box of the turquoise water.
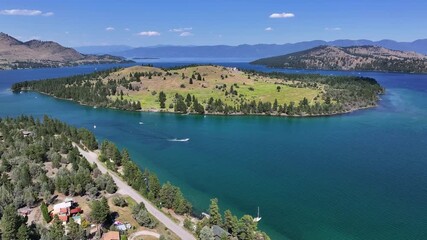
[1,63,427,240]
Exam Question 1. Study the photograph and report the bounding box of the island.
[12,64,384,117]
[251,45,427,73]
[0,116,270,240]
[0,33,131,70]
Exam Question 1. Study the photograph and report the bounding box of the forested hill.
[0,32,130,70]
[251,45,427,73]
[12,65,384,117]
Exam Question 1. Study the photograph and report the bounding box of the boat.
[93,125,96,129]
[139,121,144,125]
[168,138,190,142]
[253,207,262,222]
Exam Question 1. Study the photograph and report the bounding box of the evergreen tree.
[0,205,19,239]
[17,224,29,240]
[199,226,214,240]
[47,215,65,240]
[67,218,86,240]
[209,198,222,226]
[223,209,238,236]
[41,201,52,223]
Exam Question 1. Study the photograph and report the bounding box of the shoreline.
[24,90,379,118]
[250,63,427,75]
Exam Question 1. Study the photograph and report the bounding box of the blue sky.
[0,0,426,47]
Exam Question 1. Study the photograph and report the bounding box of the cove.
[1,62,427,240]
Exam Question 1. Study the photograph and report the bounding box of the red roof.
[59,208,68,214]
[70,207,82,214]
[58,215,68,222]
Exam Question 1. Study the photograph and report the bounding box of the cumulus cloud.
[265,27,273,31]
[169,27,192,32]
[138,31,161,37]
[0,9,53,16]
[269,12,295,18]
[325,27,342,31]
[179,32,193,37]
[124,28,130,31]
[105,27,115,31]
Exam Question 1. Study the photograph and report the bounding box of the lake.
[1,62,427,240]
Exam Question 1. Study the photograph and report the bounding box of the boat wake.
[167,138,190,142]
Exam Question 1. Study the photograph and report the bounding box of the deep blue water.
[1,62,427,240]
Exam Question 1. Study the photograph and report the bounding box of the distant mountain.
[75,45,133,54]
[0,33,130,70]
[251,45,427,73]
[111,39,427,59]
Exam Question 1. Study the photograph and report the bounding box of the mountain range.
[0,33,129,70]
[77,39,427,59]
[251,45,427,73]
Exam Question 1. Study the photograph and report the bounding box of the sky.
[0,0,426,47]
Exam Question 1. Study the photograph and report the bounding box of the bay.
[1,61,426,240]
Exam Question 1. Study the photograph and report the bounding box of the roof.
[53,202,72,210]
[212,225,230,238]
[102,231,120,240]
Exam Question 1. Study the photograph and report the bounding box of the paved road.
[76,145,196,240]
[129,230,161,240]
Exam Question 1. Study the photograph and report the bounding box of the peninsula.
[12,64,384,116]
[0,33,130,70]
[252,45,427,73]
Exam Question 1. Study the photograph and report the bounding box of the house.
[51,199,82,223]
[212,225,231,240]
[102,231,120,240]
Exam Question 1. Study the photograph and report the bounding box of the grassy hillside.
[109,65,320,110]
[12,64,384,116]
[252,45,427,73]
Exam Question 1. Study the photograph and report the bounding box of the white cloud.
[124,28,130,31]
[105,27,115,31]
[65,31,70,35]
[138,31,161,37]
[265,27,273,31]
[0,9,53,16]
[269,12,295,18]
[325,27,342,31]
[42,12,54,17]
[179,32,193,37]
[170,27,192,32]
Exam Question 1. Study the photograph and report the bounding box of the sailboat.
[253,206,262,222]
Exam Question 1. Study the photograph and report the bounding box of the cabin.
[212,225,230,240]
[102,231,120,240]
[51,198,82,223]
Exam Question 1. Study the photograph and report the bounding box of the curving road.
[129,230,161,240]
[76,145,196,240]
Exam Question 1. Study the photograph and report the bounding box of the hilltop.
[251,45,427,73]
[12,65,384,116]
[0,33,130,70]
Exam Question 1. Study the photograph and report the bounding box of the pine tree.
[67,218,86,240]
[0,205,18,239]
[48,215,65,240]
[223,209,238,236]
[199,226,214,240]
[17,224,29,240]
[209,198,222,226]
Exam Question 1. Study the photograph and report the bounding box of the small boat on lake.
[168,138,190,142]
